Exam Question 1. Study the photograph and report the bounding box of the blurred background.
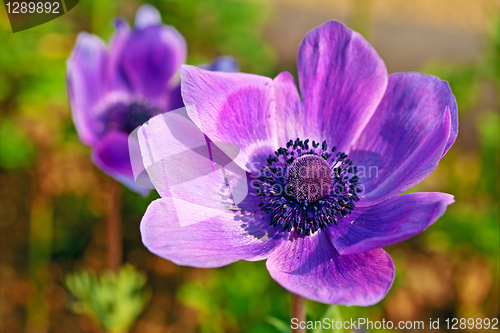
[0,0,499,332]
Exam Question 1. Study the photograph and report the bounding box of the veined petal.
[274,71,304,146]
[298,21,388,152]
[181,65,278,173]
[138,109,213,198]
[164,57,240,113]
[349,73,456,206]
[329,192,455,255]
[140,197,287,268]
[138,109,248,205]
[266,231,394,305]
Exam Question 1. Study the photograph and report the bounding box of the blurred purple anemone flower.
[67,5,238,194]
[138,21,457,305]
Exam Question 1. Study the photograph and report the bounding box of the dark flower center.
[102,101,159,134]
[285,155,333,202]
[255,138,361,236]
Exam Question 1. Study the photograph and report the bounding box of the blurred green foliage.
[0,120,35,168]
[178,261,289,333]
[151,0,275,74]
[66,265,150,333]
[478,112,500,199]
[420,16,500,267]
[487,15,500,84]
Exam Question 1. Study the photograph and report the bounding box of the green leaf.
[312,306,344,333]
[66,265,150,332]
[0,120,35,169]
[265,316,290,333]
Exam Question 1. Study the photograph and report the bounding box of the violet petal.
[349,73,456,206]
[266,231,394,305]
[297,21,388,152]
[140,197,287,268]
[92,131,149,194]
[134,4,162,28]
[107,18,132,94]
[67,33,108,146]
[329,192,455,255]
[274,71,305,146]
[181,65,278,173]
[118,23,186,105]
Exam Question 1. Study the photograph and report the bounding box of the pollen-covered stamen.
[285,155,332,202]
[255,138,361,236]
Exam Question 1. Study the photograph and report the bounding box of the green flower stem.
[107,179,122,273]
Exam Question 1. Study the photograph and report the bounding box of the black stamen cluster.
[104,101,158,134]
[255,138,361,236]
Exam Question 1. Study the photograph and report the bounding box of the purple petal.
[129,127,154,190]
[92,131,148,195]
[67,32,108,146]
[442,102,458,157]
[140,197,287,268]
[329,193,454,255]
[135,4,162,28]
[166,83,185,111]
[181,65,278,172]
[297,21,388,152]
[138,109,212,198]
[349,73,455,206]
[200,56,239,72]
[274,71,305,146]
[118,22,186,104]
[266,231,394,305]
[107,19,132,94]
[93,131,132,176]
[161,57,240,114]
[138,109,251,209]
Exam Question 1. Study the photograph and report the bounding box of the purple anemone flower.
[67,5,238,194]
[138,21,457,305]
